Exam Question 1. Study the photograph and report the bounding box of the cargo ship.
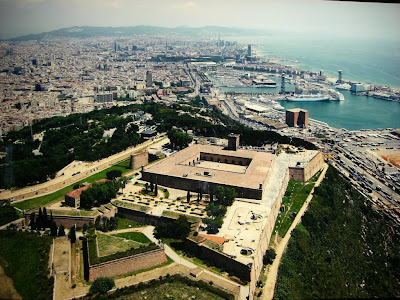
[286,94,330,102]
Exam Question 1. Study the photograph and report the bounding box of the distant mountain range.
[7,26,266,41]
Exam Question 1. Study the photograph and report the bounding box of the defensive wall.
[24,213,95,228]
[130,150,149,170]
[141,172,263,200]
[117,206,177,226]
[249,168,290,297]
[184,237,252,282]
[87,248,167,282]
[1,139,156,202]
[289,151,324,182]
[180,152,252,167]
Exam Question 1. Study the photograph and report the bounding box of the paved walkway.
[261,163,329,300]
[141,226,245,299]
[1,136,167,202]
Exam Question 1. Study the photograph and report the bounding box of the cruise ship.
[286,94,330,102]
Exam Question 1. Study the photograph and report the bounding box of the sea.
[221,34,400,130]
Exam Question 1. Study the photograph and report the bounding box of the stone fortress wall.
[141,172,263,200]
[88,248,167,282]
[130,150,149,170]
[1,139,154,202]
[289,151,324,182]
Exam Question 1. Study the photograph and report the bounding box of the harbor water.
[219,34,400,130]
[220,85,400,130]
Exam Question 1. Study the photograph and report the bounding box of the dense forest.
[0,101,316,188]
[274,166,400,299]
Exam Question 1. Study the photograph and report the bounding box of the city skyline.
[0,0,399,40]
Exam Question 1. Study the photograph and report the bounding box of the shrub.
[89,277,115,295]
[263,249,276,265]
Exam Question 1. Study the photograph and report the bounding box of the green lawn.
[0,230,53,300]
[0,205,22,226]
[116,217,140,230]
[12,158,131,211]
[162,210,200,223]
[97,232,142,257]
[272,172,320,239]
[48,209,98,217]
[113,232,151,244]
[97,274,234,300]
[112,200,149,212]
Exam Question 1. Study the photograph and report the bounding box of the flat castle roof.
[143,144,275,191]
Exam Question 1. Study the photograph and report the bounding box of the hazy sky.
[0,0,399,39]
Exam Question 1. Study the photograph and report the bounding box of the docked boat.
[286,94,330,102]
[328,89,345,101]
[251,78,277,88]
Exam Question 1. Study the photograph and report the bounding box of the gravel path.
[261,163,328,300]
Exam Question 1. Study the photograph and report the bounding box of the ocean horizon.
[232,33,400,89]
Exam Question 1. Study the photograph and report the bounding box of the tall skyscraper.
[247,44,252,57]
[114,41,118,52]
[338,70,343,83]
[281,73,286,94]
[146,71,153,88]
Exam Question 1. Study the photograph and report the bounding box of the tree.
[80,181,117,209]
[43,207,48,228]
[155,216,191,240]
[118,176,129,194]
[89,277,115,295]
[215,186,237,207]
[68,225,76,243]
[37,207,43,230]
[29,213,37,230]
[205,203,226,218]
[263,249,276,265]
[82,223,88,233]
[49,211,54,225]
[50,221,58,236]
[58,225,65,236]
[106,170,122,180]
[167,129,192,150]
[150,181,154,193]
[203,217,223,234]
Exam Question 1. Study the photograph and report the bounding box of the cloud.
[104,0,121,9]
[172,1,197,9]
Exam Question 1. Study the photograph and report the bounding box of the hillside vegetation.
[0,230,53,300]
[1,102,316,188]
[275,166,400,299]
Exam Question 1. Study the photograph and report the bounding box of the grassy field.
[83,274,233,300]
[97,232,142,257]
[112,200,149,212]
[116,217,141,230]
[0,205,22,226]
[272,170,321,239]
[113,281,226,300]
[12,158,131,211]
[162,210,200,223]
[113,232,151,244]
[0,230,53,300]
[48,209,98,217]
